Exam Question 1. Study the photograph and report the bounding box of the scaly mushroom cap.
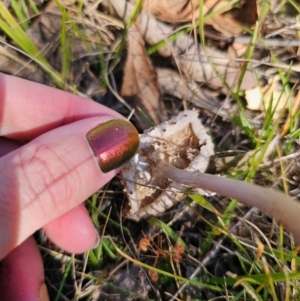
[121,110,214,221]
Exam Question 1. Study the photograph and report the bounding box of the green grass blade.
[198,0,205,47]
[147,216,188,252]
[189,193,221,216]
[10,0,29,30]
[54,256,73,301]
[27,0,39,14]
[0,2,63,87]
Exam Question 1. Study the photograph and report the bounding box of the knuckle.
[17,142,77,210]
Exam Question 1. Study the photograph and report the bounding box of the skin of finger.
[0,116,124,260]
[0,137,99,254]
[43,204,99,253]
[0,135,94,301]
[0,73,123,139]
[0,236,47,301]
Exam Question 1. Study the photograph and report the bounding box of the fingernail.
[86,119,139,173]
[92,229,100,249]
[38,283,50,301]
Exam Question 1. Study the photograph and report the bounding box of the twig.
[234,35,300,48]
[258,151,300,170]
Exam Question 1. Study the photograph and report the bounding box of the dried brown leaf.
[281,89,300,137]
[156,68,229,118]
[121,21,162,129]
[131,0,200,23]
[26,1,62,53]
[206,14,246,36]
[206,0,257,36]
[131,0,257,37]
[0,45,44,82]
[26,1,110,88]
[175,41,256,90]
[105,0,257,90]
[131,0,231,24]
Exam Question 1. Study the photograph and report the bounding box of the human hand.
[0,73,139,300]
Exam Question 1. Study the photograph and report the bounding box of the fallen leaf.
[156,67,229,118]
[131,0,200,23]
[130,0,230,24]
[234,0,258,28]
[0,45,44,82]
[26,0,112,89]
[205,0,257,36]
[245,75,293,118]
[121,20,162,130]
[105,0,257,90]
[131,0,257,37]
[281,88,300,137]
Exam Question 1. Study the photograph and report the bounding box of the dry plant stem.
[156,159,300,245]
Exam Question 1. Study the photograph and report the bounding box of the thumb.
[0,116,139,260]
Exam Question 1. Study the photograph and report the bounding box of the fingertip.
[0,73,124,139]
[0,116,133,258]
[43,205,99,254]
[0,236,48,301]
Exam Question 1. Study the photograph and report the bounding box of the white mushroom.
[121,110,214,221]
[121,110,300,245]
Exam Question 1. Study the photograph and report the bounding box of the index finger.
[0,73,123,139]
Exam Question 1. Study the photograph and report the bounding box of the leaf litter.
[1,0,300,300]
[121,21,162,130]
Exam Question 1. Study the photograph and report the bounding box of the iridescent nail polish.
[86,119,139,173]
